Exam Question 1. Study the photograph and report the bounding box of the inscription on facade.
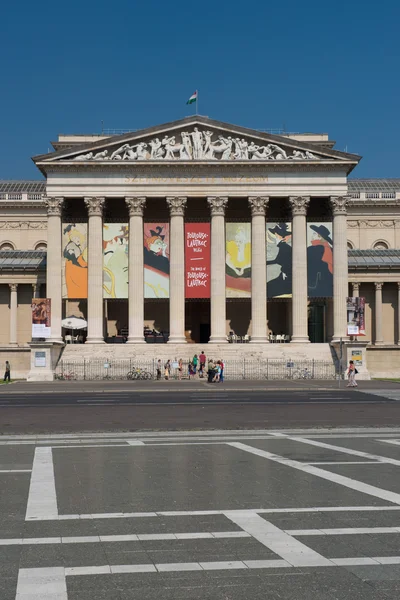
[124,176,269,184]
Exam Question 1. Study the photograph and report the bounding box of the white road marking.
[286,526,400,536]
[377,439,400,447]
[225,511,331,567]
[228,442,400,505]
[16,567,67,599]
[25,447,58,520]
[307,461,383,465]
[0,469,31,473]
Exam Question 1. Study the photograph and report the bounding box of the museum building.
[1,115,400,378]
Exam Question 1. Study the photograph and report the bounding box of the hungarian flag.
[186,91,197,105]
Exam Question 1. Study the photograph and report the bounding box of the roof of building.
[348,179,400,191]
[348,249,400,269]
[0,180,45,193]
[0,250,46,270]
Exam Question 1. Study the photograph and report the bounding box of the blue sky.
[1,0,399,180]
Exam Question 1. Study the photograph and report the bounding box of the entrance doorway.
[308,303,326,343]
[185,300,210,343]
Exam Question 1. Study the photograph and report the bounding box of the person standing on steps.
[156,359,162,380]
[3,361,10,383]
[192,354,198,376]
[199,350,206,377]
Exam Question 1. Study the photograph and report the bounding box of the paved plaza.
[3,428,400,598]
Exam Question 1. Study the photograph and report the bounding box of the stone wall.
[366,346,400,378]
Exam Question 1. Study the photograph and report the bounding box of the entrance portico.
[34,115,360,350]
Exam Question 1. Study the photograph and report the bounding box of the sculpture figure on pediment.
[233,138,242,160]
[203,130,213,158]
[240,139,249,159]
[190,127,204,159]
[93,150,109,160]
[269,144,288,160]
[122,145,138,160]
[162,136,186,160]
[291,150,306,160]
[305,150,317,159]
[181,132,193,159]
[248,143,273,160]
[136,143,148,160]
[110,144,131,160]
[149,138,164,159]
[73,152,94,161]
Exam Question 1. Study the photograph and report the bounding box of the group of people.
[156,353,224,383]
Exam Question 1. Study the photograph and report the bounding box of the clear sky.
[1,0,399,180]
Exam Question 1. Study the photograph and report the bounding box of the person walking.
[192,354,198,376]
[178,358,183,380]
[3,361,10,383]
[219,359,225,383]
[213,361,221,383]
[347,360,358,387]
[164,359,171,380]
[156,359,162,380]
[199,351,206,377]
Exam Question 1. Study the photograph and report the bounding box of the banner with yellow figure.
[62,223,88,299]
[103,224,129,298]
[225,223,251,298]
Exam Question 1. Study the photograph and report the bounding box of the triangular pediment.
[33,115,360,169]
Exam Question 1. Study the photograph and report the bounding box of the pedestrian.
[164,359,171,380]
[220,359,225,383]
[156,359,162,380]
[199,350,206,377]
[207,358,215,383]
[188,361,195,379]
[213,361,221,383]
[192,354,198,376]
[3,361,10,383]
[347,360,358,387]
[178,358,183,380]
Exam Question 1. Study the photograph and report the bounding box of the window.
[373,240,389,250]
[34,242,47,250]
[0,242,15,250]
[347,241,354,250]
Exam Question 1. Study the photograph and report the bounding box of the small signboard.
[34,351,46,367]
[351,350,363,366]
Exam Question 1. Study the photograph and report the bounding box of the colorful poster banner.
[103,223,129,298]
[307,223,333,297]
[266,222,292,297]
[185,223,210,298]
[144,223,170,298]
[31,298,51,338]
[347,297,366,336]
[226,223,251,298]
[62,223,88,299]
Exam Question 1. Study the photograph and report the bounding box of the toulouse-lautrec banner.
[185,223,210,298]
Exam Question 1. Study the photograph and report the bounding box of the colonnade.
[351,281,400,346]
[45,195,350,345]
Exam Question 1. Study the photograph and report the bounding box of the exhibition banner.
[185,223,210,298]
[103,223,129,298]
[31,298,51,338]
[347,296,366,336]
[144,223,170,298]
[226,223,251,298]
[62,223,88,299]
[307,222,333,297]
[266,222,292,297]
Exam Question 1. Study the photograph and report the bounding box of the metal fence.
[54,358,337,381]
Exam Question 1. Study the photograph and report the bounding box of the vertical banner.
[307,223,333,297]
[144,223,170,298]
[225,223,251,298]
[185,223,210,298]
[103,223,129,298]
[62,223,88,299]
[31,298,51,338]
[347,297,366,336]
[266,222,292,297]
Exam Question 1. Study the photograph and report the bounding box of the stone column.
[32,284,37,299]
[352,282,360,298]
[331,196,350,342]
[208,197,228,343]
[397,283,400,346]
[374,282,384,345]
[45,197,63,342]
[248,196,269,343]
[166,197,187,343]
[9,284,18,346]
[289,196,310,343]
[125,197,146,343]
[85,197,105,343]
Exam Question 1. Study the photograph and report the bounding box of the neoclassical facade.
[1,116,400,377]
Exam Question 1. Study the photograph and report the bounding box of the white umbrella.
[62,317,87,330]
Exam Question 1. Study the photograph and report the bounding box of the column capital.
[397,282,400,289]
[330,196,350,216]
[374,281,383,291]
[45,197,63,216]
[84,197,105,216]
[352,282,360,292]
[125,196,146,217]
[207,196,228,216]
[166,196,187,216]
[9,283,18,292]
[248,196,269,216]
[289,196,310,216]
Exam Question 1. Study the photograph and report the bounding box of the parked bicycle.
[127,368,153,381]
[292,367,313,379]
[55,370,77,380]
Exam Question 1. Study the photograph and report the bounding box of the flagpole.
[196,89,198,116]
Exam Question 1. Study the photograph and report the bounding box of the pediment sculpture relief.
[71,128,321,162]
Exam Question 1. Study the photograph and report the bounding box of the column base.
[374,341,385,346]
[290,337,310,344]
[127,337,146,344]
[167,337,187,344]
[86,338,105,344]
[209,336,228,344]
[250,337,269,343]
[8,342,18,347]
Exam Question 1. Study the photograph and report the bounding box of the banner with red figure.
[185,223,210,298]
